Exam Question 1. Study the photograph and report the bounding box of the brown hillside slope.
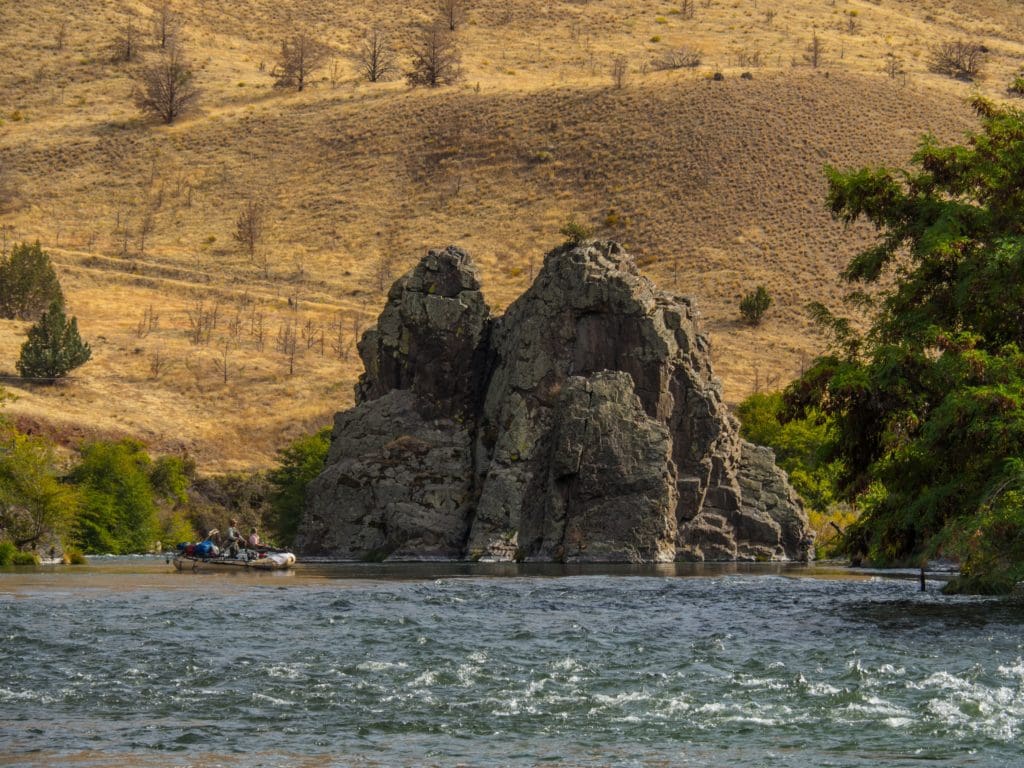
[0,0,1018,470]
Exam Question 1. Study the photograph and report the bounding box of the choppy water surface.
[1,560,1022,767]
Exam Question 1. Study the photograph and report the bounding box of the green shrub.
[12,550,38,565]
[739,286,772,324]
[559,216,593,245]
[0,540,16,565]
[1009,75,1024,96]
[63,548,87,565]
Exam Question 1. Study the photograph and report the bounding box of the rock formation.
[297,242,813,562]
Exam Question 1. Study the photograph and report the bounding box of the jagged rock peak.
[298,242,814,563]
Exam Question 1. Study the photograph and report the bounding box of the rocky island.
[297,242,812,562]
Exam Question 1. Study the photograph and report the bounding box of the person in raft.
[247,528,261,548]
[226,518,247,557]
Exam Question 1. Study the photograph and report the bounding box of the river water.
[1,559,1022,767]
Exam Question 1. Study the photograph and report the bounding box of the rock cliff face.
[297,243,813,562]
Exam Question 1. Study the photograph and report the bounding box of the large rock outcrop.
[297,243,813,562]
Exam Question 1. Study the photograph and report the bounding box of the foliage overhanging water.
[1,559,1022,767]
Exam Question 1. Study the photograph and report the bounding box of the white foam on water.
[997,658,1024,678]
[252,692,293,707]
[356,660,407,672]
[410,670,437,687]
[266,664,302,679]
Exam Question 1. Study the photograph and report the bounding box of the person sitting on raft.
[226,518,247,557]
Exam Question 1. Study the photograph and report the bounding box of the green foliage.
[736,392,846,555]
[70,439,159,554]
[267,427,331,546]
[16,300,91,380]
[739,286,772,325]
[160,510,195,549]
[559,216,593,245]
[63,548,87,565]
[0,421,77,550]
[0,241,64,320]
[1008,74,1024,96]
[785,100,1024,586]
[0,542,39,565]
[150,454,194,506]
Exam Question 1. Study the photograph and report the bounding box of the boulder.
[298,241,814,562]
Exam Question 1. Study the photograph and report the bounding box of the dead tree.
[55,20,68,51]
[272,31,330,91]
[803,32,825,68]
[150,1,182,49]
[233,197,265,262]
[437,0,470,31]
[354,28,397,83]
[406,23,462,88]
[928,40,985,81]
[212,337,236,384]
[679,0,695,20]
[610,56,628,89]
[133,43,200,124]
[276,320,299,375]
[110,13,142,63]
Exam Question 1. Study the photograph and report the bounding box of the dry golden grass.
[1,0,1023,470]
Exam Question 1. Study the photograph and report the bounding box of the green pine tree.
[0,241,64,320]
[16,300,91,380]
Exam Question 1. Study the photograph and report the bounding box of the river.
[1,559,1022,767]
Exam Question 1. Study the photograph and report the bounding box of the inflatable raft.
[172,545,296,572]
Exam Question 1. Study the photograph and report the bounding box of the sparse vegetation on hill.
[1,0,1023,471]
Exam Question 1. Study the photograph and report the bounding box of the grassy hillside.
[1,0,1022,470]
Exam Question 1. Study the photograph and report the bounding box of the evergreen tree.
[16,300,91,380]
[0,241,64,320]
[267,427,331,545]
[784,99,1024,590]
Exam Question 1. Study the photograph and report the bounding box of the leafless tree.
[928,39,985,81]
[110,13,142,63]
[276,320,299,375]
[150,0,182,50]
[186,299,219,345]
[149,348,168,379]
[354,28,397,83]
[764,9,776,26]
[679,0,695,20]
[650,48,701,71]
[135,304,159,338]
[133,43,200,124]
[885,52,904,79]
[329,310,350,360]
[272,31,330,91]
[610,56,628,89]
[803,32,825,68]
[437,0,470,31]
[232,197,265,262]
[406,23,462,88]
[55,20,68,51]
[212,337,239,384]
